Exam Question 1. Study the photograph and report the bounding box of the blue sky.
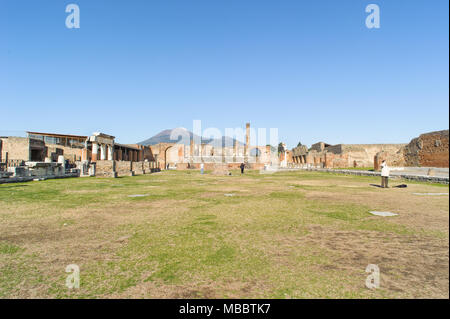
[1,0,448,147]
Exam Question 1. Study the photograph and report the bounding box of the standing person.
[380,160,390,188]
[240,163,245,174]
[200,163,204,175]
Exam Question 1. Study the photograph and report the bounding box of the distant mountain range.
[137,128,241,146]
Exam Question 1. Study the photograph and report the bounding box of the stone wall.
[292,142,406,169]
[94,160,158,177]
[374,130,449,169]
[324,144,343,154]
[374,150,406,171]
[0,137,47,163]
[45,143,83,162]
[403,130,449,168]
[95,160,116,177]
[162,143,276,169]
[116,161,132,176]
[149,142,176,169]
[132,161,144,175]
[0,137,30,161]
[338,144,405,168]
[305,167,449,184]
[310,142,328,152]
[175,162,264,171]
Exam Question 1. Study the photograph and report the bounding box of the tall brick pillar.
[324,152,334,168]
[81,148,88,161]
[244,123,250,160]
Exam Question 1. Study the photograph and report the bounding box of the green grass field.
[0,170,448,298]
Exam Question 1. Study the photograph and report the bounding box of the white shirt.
[381,162,390,177]
[200,163,204,169]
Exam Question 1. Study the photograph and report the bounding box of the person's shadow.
[369,183,407,188]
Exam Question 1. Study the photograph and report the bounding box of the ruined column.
[244,123,250,161]
[100,144,106,160]
[92,142,99,162]
[107,145,114,161]
[201,143,206,156]
[58,155,65,175]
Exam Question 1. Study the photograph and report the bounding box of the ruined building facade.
[291,142,405,168]
[291,130,449,170]
[150,123,281,170]
[374,130,449,170]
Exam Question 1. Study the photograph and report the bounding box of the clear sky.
[1,0,448,148]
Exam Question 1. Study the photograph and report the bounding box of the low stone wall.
[304,168,449,184]
[95,160,116,177]
[132,161,144,175]
[174,162,265,171]
[116,161,132,176]
[95,160,158,177]
[0,162,79,184]
[0,172,79,184]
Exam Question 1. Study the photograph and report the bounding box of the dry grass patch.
[0,170,448,298]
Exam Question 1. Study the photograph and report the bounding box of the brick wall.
[404,130,449,168]
[321,144,405,168]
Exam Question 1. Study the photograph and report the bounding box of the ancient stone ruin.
[291,141,405,169]
[374,130,449,170]
[1,126,448,184]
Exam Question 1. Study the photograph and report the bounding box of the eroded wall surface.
[403,130,449,168]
